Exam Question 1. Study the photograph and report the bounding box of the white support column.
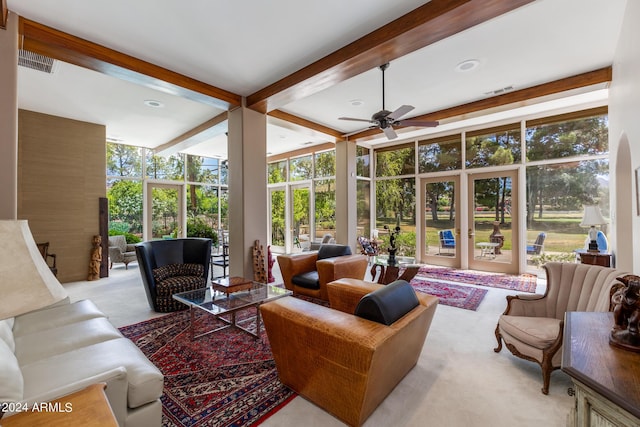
[227,106,268,279]
[335,140,357,250]
[0,12,18,220]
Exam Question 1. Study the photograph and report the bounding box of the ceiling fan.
[339,62,439,140]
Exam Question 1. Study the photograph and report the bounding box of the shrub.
[109,221,130,234]
[187,217,219,246]
[108,230,142,244]
[530,252,577,266]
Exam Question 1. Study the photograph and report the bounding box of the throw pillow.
[355,280,419,325]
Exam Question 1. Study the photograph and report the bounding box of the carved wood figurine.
[88,234,102,281]
[610,276,640,352]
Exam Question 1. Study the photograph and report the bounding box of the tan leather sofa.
[494,262,628,394]
[0,298,164,426]
[277,244,368,301]
[261,278,438,426]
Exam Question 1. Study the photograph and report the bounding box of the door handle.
[468,229,475,238]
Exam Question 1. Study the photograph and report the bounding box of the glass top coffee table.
[172,281,292,340]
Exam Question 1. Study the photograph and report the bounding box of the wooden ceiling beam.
[346,67,613,140]
[18,17,242,110]
[246,0,535,113]
[1,0,7,29]
[268,110,344,142]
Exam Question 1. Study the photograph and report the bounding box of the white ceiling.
[8,0,628,158]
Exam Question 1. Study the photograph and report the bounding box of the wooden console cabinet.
[576,250,612,267]
[562,312,640,427]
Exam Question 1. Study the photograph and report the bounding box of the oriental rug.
[119,310,295,427]
[409,278,488,311]
[416,266,537,293]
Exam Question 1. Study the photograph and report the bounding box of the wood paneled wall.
[18,109,106,283]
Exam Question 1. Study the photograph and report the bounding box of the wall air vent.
[18,50,56,73]
[484,85,514,96]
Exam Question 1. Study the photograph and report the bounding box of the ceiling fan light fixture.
[455,59,480,72]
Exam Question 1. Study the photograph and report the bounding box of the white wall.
[609,1,640,272]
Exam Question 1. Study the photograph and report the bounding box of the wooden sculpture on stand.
[252,240,268,283]
[88,235,102,281]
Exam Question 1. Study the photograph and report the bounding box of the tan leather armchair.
[494,262,628,394]
[277,244,368,301]
[261,278,438,426]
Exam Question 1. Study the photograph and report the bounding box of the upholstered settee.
[135,238,211,312]
[261,278,439,426]
[277,244,368,301]
[0,298,164,426]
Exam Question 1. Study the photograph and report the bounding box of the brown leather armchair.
[261,278,438,427]
[277,244,368,301]
[494,262,628,394]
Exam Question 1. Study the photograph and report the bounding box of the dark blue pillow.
[355,280,419,325]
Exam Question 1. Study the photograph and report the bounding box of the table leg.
[189,306,195,341]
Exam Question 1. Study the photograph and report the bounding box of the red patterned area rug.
[416,266,538,293]
[119,310,295,427]
[409,277,488,311]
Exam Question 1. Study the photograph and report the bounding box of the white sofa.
[0,298,164,426]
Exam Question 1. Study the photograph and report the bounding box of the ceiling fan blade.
[387,105,414,121]
[383,126,398,140]
[338,117,376,123]
[396,119,439,127]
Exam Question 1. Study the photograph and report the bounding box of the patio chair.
[210,243,229,279]
[438,230,456,254]
[526,232,546,255]
[108,235,137,269]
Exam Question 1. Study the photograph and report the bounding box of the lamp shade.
[580,205,607,227]
[0,220,68,320]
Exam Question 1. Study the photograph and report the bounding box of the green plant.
[109,221,130,234]
[530,252,577,266]
[187,217,219,246]
[108,230,142,244]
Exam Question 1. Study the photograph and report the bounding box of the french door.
[467,170,519,274]
[420,175,461,268]
[268,183,312,253]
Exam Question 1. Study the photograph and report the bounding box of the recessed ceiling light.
[144,99,164,108]
[455,59,480,72]
[349,99,364,107]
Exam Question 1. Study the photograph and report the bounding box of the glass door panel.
[468,170,519,273]
[269,187,286,253]
[146,183,184,240]
[421,176,460,268]
[291,185,311,252]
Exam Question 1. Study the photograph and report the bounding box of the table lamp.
[0,220,68,320]
[580,205,606,252]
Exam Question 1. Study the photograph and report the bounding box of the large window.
[465,124,521,168]
[418,135,462,173]
[376,143,415,177]
[107,143,228,241]
[375,177,416,256]
[524,109,609,263]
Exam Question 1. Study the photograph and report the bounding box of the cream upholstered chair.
[494,262,627,394]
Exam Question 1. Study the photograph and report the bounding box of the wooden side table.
[1,383,118,427]
[576,250,612,267]
[562,312,640,426]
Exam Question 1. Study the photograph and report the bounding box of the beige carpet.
[63,261,573,427]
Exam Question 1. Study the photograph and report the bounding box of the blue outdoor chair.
[438,230,456,255]
[527,232,546,255]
